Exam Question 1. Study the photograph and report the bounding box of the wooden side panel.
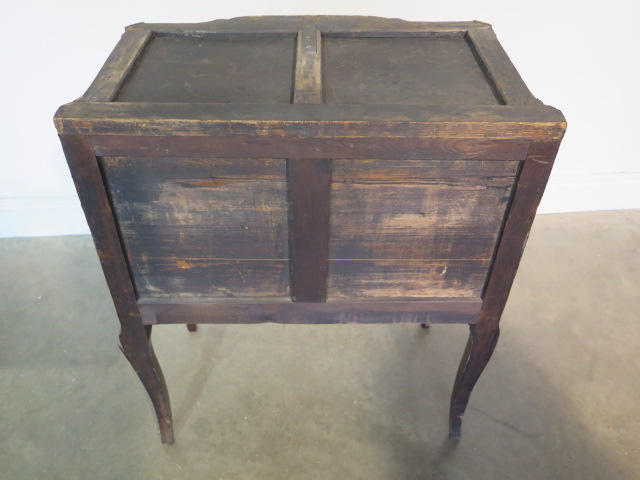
[100,157,290,299]
[115,35,297,103]
[328,159,520,299]
[322,36,500,105]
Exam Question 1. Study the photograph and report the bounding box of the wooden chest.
[55,16,566,444]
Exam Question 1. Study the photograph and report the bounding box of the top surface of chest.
[114,26,499,106]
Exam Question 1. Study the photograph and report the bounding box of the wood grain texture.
[81,30,153,102]
[465,28,540,106]
[287,158,332,302]
[115,34,296,104]
[323,36,499,105]
[328,159,519,299]
[90,135,532,161]
[138,298,482,325]
[100,156,290,299]
[55,102,566,139]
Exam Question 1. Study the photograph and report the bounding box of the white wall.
[1,0,638,237]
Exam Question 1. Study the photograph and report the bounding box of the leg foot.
[120,326,174,444]
[420,323,430,329]
[187,323,198,332]
[449,320,500,440]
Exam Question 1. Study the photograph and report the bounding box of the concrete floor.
[0,210,639,479]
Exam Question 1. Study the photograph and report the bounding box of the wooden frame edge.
[81,29,153,102]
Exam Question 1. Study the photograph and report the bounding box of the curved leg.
[449,319,500,440]
[187,323,198,332]
[120,325,174,444]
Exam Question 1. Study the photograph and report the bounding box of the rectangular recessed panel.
[328,159,520,299]
[115,35,296,103]
[322,37,500,105]
[100,157,289,300]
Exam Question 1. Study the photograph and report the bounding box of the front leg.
[449,319,500,439]
[120,325,174,444]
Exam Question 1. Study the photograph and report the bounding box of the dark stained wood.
[287,158,332,302]
[466,28,540,106]
[481,141,562,310]
[328,159,518,299]
[323,36,499,105]
[55,16,566,444]
[100,156,289,300]
[59,135,174,444]
[81,30,153,102]
[329,260,491,300]
[138,298,482,325]
[54,102,566,139]
[90,135,531,161]
[115,34,297,104]
[120,325,173,444]
[449,140,562,439]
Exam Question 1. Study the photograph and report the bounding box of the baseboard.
[0,196,89,238]
[1,174,639,237]
[538,172,640,214]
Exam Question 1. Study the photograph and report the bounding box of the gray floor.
[0,210,639,480]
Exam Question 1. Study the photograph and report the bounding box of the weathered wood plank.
[100,156,290,299]
[133,259,290,299]
[287,158,332,302]
[328,259,492,299]
[466,28,539,106]
[328,159,519,299]
[54,102,567,139]
[90,136,531,160]
[81,30,153,102]
[138,298,482,325]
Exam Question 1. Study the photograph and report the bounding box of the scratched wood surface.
[328,159,519,299]
[322,37,500,105]
[100,156,289,299]
[115,35,297,103]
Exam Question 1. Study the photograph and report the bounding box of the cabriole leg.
[449,320,500,440]
[120,325,174,444]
